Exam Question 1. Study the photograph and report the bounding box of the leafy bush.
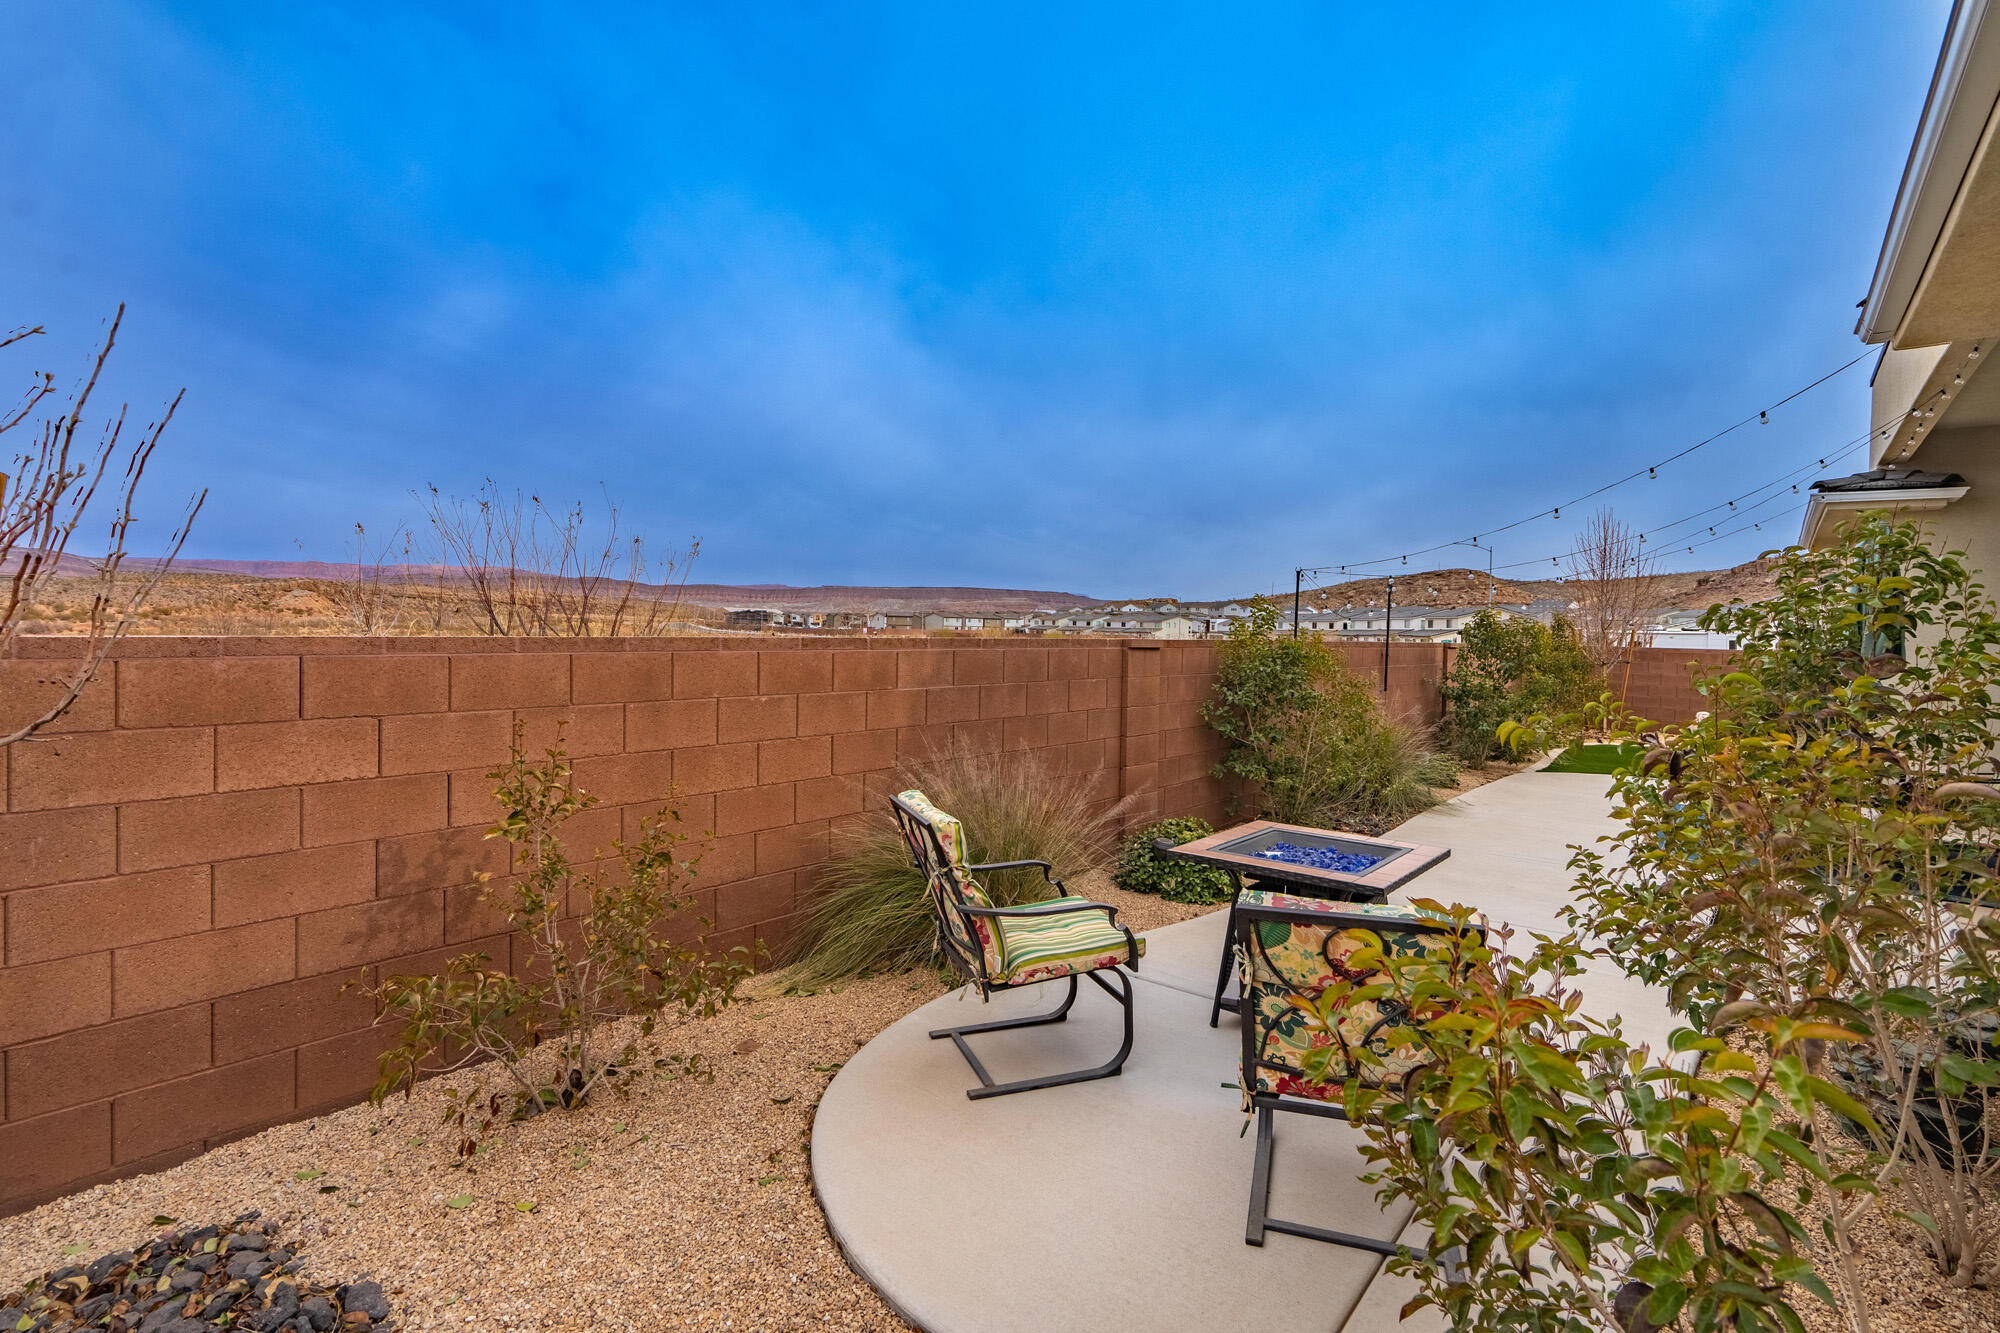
[1113,816,1231,903]
[1441,609,1599,763]
[1569,517,2000,1289]
[1202,599,1455,833]
[786,745,1124,987]
[1345,907,1867,1333]
[361,731,752,1154]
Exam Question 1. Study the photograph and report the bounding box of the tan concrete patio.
[811,768,1672,1332]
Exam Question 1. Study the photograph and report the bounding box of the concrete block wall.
[1608,647,1734,724]
[0,636,1230,1212]
[0,633,1724,1212]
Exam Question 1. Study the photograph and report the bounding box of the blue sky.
[0,2,1950,598]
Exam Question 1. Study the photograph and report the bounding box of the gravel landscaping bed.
[0,890,1221,1333]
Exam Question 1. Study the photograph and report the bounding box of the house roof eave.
[1858,0,2000,346]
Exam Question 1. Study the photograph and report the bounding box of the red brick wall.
[0,636,1233,1212]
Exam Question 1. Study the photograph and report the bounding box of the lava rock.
[228,1253,274,1281]
[2,1217,395,1333]
[335,1282,389,1321]
[138,1304,189,1331]
[85,1253,133,1286]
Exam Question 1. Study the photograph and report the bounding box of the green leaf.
[1802,1075,1878,1131]
[514,1198,539,1213]
[1941,1053,2000,1087]
[149,1215,176,1227]
[446,1194,475,1209]
[1549,1229,1590,1271]
[294,1169,325,1182]
[318,1185,340,1194]
[756,1175,780,1186]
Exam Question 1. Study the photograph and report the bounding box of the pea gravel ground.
[0,880,1216,1333]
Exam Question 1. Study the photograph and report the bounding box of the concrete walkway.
[812,770,1673,1333]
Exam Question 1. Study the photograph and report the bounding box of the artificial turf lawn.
[1541,742,1644,775]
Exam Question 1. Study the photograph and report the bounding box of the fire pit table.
[1153,820,1449,1026]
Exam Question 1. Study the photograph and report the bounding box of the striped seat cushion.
[992,897,1142,986]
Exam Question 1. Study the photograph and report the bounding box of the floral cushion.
[894,789,999,971]
[991,898,1144,985]
[1239,904,1471,1107]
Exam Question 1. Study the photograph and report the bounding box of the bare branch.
[1,306,204,746]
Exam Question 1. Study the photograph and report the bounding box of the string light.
[1293,350,1874,578]
[1296,352,1968,593]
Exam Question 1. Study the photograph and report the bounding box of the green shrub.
[1441,609,1599,763]
[360,730,752,1154]
[1113,816,1231,903]
[1569,516,2000,1290]
[786,746,1123,987]
[1348,909,1862,1333]
[1202,599,1455,833]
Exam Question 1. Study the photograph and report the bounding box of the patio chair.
[890,789,1142,1099]
[1235,888,1478,1256]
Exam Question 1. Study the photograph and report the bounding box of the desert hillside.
[1288,555,1780,612]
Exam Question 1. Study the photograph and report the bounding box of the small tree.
[1570,517,2000,1300]
[1,308,204,744]
[1440,608,1599,763]
[1567,507,1662,675]
[363,731,752,1153]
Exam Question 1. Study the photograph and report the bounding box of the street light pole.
[1292,567,1303,640]
[1448,539,1495,605]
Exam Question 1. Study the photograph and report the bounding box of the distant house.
[1643,627,1736,651]
[725,608,783,629]
[924,612,996,631]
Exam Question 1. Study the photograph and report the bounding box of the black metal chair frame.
[890,791,1140,1100]
[1236,897,1470,1274]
